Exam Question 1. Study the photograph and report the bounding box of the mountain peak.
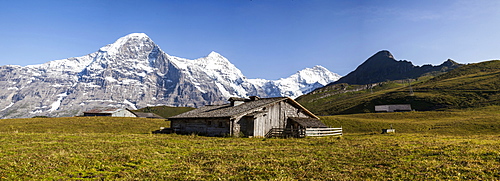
[99,33,154,54]
[295,65,330,75]
[372,50,395,60]
[207,51,222,58]
[441,59,459,66]
[437,59,462,71]
[123,33,149,39]
[272,65,341,96]
[287,66,341,83]
[112,33,151,44]
[332,50,461,85]
[311,65,328,71]
[201,51,231,65]
[353,50,402,71]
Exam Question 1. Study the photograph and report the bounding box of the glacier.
[0,33,341,118]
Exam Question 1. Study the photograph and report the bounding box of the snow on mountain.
[99,33,151,55]
[0,33,341,118]
[246,65,341,98]
[171,51,251,98]
[273,65,342,97]
[26,54,96,73]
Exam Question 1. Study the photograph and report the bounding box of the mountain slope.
[332,50,461,85]
[0,33,340,118]
[296,60,500,115]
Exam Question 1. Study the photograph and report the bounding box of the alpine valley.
[0,33,341,118]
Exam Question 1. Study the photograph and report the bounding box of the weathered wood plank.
[305,127,342,137]
[306,133,343,136]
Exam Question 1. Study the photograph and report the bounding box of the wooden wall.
[84,109,136,117]
[112,109,137,117]
[375,104,412,112]
[245,101,312,137]
[170,118,230,136]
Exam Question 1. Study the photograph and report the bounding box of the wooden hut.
[132,112,164,119]
[168,96,324,137]
[375,104,412,112]
[83,108,137,117]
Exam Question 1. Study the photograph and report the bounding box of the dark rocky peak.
[440,59,461,67]
[435,59,462,72]
[331,50,460,85]
[357,50,412,70]
[371,50,395,60]
[364,50,396,63]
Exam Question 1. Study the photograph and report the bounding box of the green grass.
[0,133,499,180]
[321,106,500,135]
[0,117,167,134]
[0,109,499,180]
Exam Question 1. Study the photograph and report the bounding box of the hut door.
[239,117,254,137]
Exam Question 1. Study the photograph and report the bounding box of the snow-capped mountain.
[0,33,340,118]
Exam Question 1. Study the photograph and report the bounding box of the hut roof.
[169,97,318,120]
[83,108,128,114]
[289,117,327,128]
[133,112,164,119]
[228,97,247,101]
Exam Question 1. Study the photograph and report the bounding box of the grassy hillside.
[297,60,500,115]
[0,117,167,134]
[135,106,195,118]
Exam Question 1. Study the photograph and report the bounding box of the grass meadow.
[321,106,500,135]
[0,107,500,180]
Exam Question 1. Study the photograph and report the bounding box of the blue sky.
[1,0,500,79]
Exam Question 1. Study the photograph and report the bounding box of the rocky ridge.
[331,50,461,85]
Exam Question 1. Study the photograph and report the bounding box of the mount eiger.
[0,33,341,119]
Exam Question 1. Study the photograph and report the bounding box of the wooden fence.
[265,128,305,138]
[305,127,343,137]
[265,127,342,138]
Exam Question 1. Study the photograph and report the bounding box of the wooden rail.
[265,128,305,138]
[265,127,342,138]
[305,127,342,137]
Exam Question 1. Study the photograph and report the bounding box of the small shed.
[288,117,327,129]
[83,108,137,117]
[375,104,412,112]
[168,96,321,137]
[133,112,164,119]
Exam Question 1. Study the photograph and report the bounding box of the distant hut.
[133,112,164,119]
[168,96,325,137]
[375,104,412,112]
[83,108,137,117]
